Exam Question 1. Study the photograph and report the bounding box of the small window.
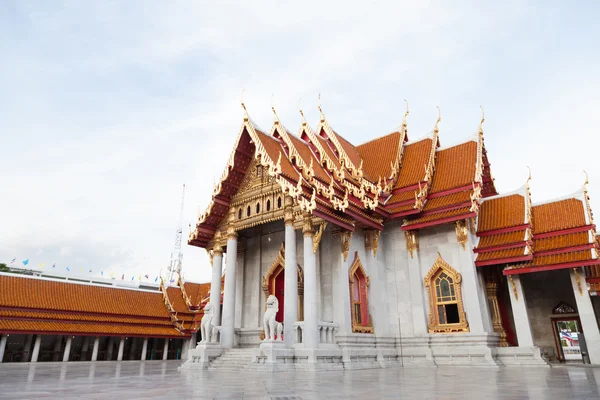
[266,199,271,211]
[256,202,261,214]
[246,206,251,217]
[238,209,242,219]
[277,197,282,209]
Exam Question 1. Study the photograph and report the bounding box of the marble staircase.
[208,348,255,371]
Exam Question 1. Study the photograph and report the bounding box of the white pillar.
[117,337,125,361]
[30,335,42,363]
[91,337,100,361]
[0,334,7,362]
[506,274,535,347]
[221,223,238,349]
[62,337,72,362]
[407,248,428,336]
[303,214,318,349]
[283,197,298,347]
[162,339,169,360]
[141,338,148,361]
[570,268,600,364]
[210,246,224,327]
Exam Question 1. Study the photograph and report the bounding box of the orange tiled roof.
[477,230,528,249]
[0,320,182,337]
[356,132,401,182]
[532,199,587,234]
[288,133,332,184]
[534,232,592,252]
[255,130,299,181]
[393,138,433,189]
[388,201,418,214]
[476,247,526,262]
[478,194,526,233]
[0,309,174,326]
[530,249,595,267]
[315,131,341,167]
[388,189,418,205]
[332,130,365,175]
[429,141,478,193]
[404,206,473,226]
[423,190,472,211]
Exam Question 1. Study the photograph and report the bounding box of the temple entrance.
[551,302,583,362]
[262,243,304,322]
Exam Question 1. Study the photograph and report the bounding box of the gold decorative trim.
[284,195,294,225]
[583,171,595,225]
[574,267,583,296]
[485,279,508,347]
[508,275,518,301]
[313,222,327,254]
[405,230,419,258]
[455,220,468,250]
[424,253,469,333]
[340,231,352,262]
[474,106,485,184]
[261,243,304,318]
[470,183,482,213]
[349,253,373,334]
[302,212,314,237]
[364,230,381,257]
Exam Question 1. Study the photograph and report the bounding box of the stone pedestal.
[179,343,223,370]
[249,342,295,371]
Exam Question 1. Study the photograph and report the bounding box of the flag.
[38,263,44,268]
[131,275,134,281]
[89,269,92,273]
[144,274,149,279]
[79,267,83,273]
[10,258,16,264]
[22,259,29,266]
[66,267,70,272]
[110,272,115,279]
[170,278,175,283]
[154,276,158,282]
[101,271,104,276]
[138,274,142,281]
[121,274,124,280]
[52,263,56,268]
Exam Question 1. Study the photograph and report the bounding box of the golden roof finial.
[403,99,409,128]
[433,106,441,134]
[241,89,248,121]
[271,93,279,123]
[584,170,589,189]
[318,93,325,122]
[478,105,485,135]
[299,97,307,126]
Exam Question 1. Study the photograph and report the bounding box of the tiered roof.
[0,273,208,338]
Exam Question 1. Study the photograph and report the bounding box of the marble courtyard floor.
[0,361,599,400]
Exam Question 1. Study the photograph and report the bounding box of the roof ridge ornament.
[241,89,249,122]
[403,99,409,129]
[271,93,279,124]
[299,97,307,126]
[478,105,485,135]
[433,106,441,134]
[318,93,325,122]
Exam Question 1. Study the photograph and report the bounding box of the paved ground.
[0,361,599,399]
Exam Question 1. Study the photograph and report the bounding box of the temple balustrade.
[293,321,338,345]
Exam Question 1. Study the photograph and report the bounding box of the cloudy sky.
[1,1,598,283]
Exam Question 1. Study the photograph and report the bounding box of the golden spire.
[403,99,409,129]
[584,170,589,189]
[433,106,441,134]
[318,92,325,122]
[478,105,485,135]
[271,93,279,124]
[241,89,249,122]
[299,97,307,126]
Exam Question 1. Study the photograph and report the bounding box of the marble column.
[221,213,238,349]
[0,334,7,363]
[570,268,600,364]
[283,196,298,347]
[22,334,33,362]
[162,339,169,360]
[406,235,428,336]
[141,338,148,361]
[210,242,224,327]
[506,274,534,347]
[91,337,100,362]
[117,337,125,361]
[30,335,42,363]
[62,337,72,362]
[302,213,318,348]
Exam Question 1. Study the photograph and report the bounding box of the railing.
[292,321,338,345]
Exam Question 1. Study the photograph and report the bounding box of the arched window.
[246,206,251,217]
[349,253,373,333]
[277,197,282,209]
[238,208,242,219]
[256,202,261,214]
[266,199,271,212]
[424,253,469,333]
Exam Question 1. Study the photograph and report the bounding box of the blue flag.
[22,259,29,266]
[66,267,70,272]
[154,276,158,282]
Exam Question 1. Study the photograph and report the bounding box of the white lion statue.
[200,302,214,343]
[263,295,283,342]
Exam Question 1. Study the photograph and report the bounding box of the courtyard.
[0,361,599,400]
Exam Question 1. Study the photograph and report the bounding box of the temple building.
[0,273,208,363]
[183,100,600,370]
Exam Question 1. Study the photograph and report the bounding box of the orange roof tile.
[534,232,591,252]
[388,189,418,204]
[476,247,525,262]
[393,139,433,189]
[530,249,595,267]
[315,133,341,168]
[423,190,472,211]
[288,133,332,184]
[0,309,174,326]
[0,319,182,337]
[477,230,527,249]
[332,130,364,174]
[532,199,587,234]
[478,194,526,233]
[429,141,478,194]
[404,206,473,226]
[388,201,418,214]
[356,132,401,182]
[255,130,299,181]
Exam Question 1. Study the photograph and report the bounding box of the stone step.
[208,348,256,370]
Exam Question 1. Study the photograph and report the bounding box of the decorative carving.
[508,275,518,301]
[424,253,469,333]
[261,244,304,319]
[283,195,294,225]
[574,268,583,295]
[364,230,381,257]
[340,231,352,262]
[332,188,349,212]
[485,281,508,347]
[349,253,373,334]
[405,230,419,258]
[200,302,215,343]
[263,295,283,342]
[455,220,469,250]
[474,106,485,184]
[302,212,314,237]
[298,188,317,213]
[467,217,477,235]
[313,223,327,254]
[553,301,577,314]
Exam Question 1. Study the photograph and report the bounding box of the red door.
[275,271,285,323]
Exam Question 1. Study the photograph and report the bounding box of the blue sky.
[1,1,599,283]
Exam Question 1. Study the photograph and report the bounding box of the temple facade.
[183,101,600,370]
